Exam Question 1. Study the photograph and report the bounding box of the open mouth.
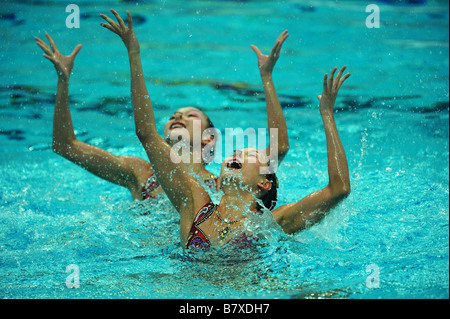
[227,159,242,170]
[170,122,186,129]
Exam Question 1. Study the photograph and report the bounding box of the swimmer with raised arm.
[35,11,290,204]
[99,10,351,249]
[35,36,218,202]
[99,9,290,196]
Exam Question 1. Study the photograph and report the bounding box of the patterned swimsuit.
[141,174,160,200]
[185,202,217,250]
[185,203,259,250]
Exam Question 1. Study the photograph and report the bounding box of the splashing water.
[0,0,448,299]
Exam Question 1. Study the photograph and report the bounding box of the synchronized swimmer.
[36,9,351,250]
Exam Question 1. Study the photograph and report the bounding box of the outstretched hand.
[317,66,351,114]
[100,9,140,55]
[35,33,82,80]
[251,30,289,77]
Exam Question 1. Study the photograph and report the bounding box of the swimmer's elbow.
[333,184,351,201]
[329,173,351,198]
[52,138,75,156]
[52,139,63,154]
[338,180,351,196]
[343,184,351,197]
[327,182,351,204]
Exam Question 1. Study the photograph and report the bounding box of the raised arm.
[251,30,290,168]
[35,34,81,153]
[273,66,351,234]
[100,10,210,217]
[35,34,150,200]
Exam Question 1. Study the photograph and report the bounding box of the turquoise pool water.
[0,0,448,299]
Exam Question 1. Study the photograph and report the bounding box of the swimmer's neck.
[218,192,257,220]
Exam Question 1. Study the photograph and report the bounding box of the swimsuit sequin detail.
[141,174,160,200]
[185,203,259,250]
[185,202,216,250]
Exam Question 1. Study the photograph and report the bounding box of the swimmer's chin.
[219,171,242,186]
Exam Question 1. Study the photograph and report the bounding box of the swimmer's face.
[220,148,271,192]
[163,107,211,145]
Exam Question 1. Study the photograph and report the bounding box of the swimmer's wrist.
[57,73,70,83]
[319,108,334,118]
[128,50,141,58]
[260,73,273,81]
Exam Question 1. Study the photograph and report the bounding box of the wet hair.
[256,173,278,211]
